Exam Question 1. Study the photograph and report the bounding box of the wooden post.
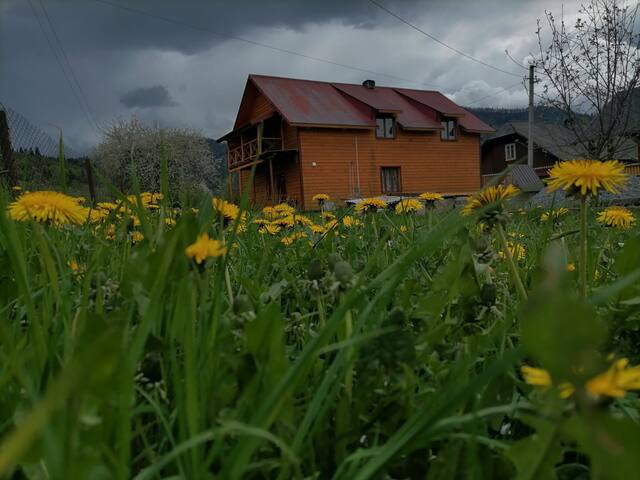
[84,157,97,205]
[256,122,263,158]
[269,157,276,204]
[0,109,17,188]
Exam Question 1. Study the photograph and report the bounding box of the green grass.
[2,186,640,479]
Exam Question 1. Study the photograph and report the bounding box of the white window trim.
[505,143,517,162]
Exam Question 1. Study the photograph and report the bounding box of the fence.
[0,103,97,201]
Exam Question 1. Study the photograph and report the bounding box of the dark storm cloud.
[0,0,581,153]
[120,85,176,108]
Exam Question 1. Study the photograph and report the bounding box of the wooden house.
[218,74,494,209]
[481,122,639,186]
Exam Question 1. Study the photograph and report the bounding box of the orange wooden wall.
[298,126,481,209]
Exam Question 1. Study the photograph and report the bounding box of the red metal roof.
[249,75,374,127]
[394,87,493,133]
[229,74,494,134]
[332,83,441,130]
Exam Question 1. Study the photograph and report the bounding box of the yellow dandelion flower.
[252,218,270,226]
[521,366,552,387]
[67,259,82,274]
[88,207,110,223]
[355,198,388,213]
[597,206,635,230]
[342,215,361,228]
[97,201,119,212]
[540,207,569,222]
[164,217,176,227]
[7,191,88,226]
[325,219,339,230]
[262,206,278,219]
[586,358,640,398]
[521,366,574,398]
[322,211,336,220]
[566,263,576,272]
[259,223,281,235]
[547,159,627,197]
[312,193,330,202]
[498,241,526,261]
[105,224,116,240]
[294,214,313,226]
[185,233,227,264]
[309,224,327,234]
[212,197,240,221]
[395,198,424,214]
[399,225,408,233]
[131,231,144,244]
[281,231,307,246]
[273,203,295,216]
[273,215,295,228]
[461,185,519,216]
[419,192,444,202]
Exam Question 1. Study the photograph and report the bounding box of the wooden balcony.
[228,137,283,171]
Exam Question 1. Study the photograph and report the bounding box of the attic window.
[440,117,457,141]
[505,143,517,162]
[376,116,395,138]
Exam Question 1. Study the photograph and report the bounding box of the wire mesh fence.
[0,102,78,159]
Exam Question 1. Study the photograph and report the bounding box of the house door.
[381,167,401,194]
[276,172,287,201]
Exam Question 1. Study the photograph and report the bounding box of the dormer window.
[441,117,457,141]
[376,116,395,138]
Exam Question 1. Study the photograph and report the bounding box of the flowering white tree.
[93,117,223,197]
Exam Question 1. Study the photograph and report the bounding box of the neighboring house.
[481,123,589,181]
[217,74,494,209]
[482,122,639,184]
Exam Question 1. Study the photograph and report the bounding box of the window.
[505,143,517,161]
[440,118,457,141]
[376,116,395,138]
[381,167,401,193]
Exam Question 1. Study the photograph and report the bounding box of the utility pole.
[528,63,534,168]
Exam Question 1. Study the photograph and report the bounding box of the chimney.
[362,79,375,89]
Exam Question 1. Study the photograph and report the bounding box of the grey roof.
[528,175,640,207]
[485,122,587,160]
[510,165,545,192]
[484,122,638,161]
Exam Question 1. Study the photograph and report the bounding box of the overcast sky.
[0,0,580,153]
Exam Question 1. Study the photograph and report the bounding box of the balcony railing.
[228,137,282,170]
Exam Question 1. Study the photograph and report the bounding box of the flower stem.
[579,195,588,298]
[496,223,527,301]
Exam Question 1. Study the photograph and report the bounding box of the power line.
[36,0,100,132]
[368,0,523,78]
[90,0,431,88]
[26,0,99,133]
[89,0,525,108]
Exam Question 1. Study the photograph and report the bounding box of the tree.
[535,0,640,160]
[93,117,224,198]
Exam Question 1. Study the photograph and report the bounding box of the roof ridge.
[249,73,442,93]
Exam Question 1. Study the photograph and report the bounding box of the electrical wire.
[37,0,100,132]
[90,0,431,88]
[368,0,523,78]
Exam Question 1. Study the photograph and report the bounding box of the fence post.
[84,157,97,206]
[0,109,17,188]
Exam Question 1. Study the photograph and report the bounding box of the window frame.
[376,116,396,139]
[505,143,517,162]
[380,166,402,194]
[440,117,457,141]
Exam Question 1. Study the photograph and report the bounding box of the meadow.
[2,159,640,479]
